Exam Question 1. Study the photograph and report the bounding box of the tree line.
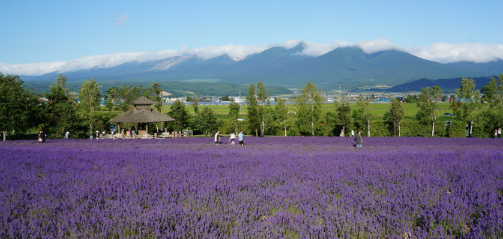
[2,72,503,140]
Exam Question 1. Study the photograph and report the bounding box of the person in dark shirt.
[355,130,362,148]
[38,130,46,143]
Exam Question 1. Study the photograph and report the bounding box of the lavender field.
[1,137,502,238]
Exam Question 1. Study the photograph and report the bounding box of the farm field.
[162,102,455,121]
[1,137,502,238]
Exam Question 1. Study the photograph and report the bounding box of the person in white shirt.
[214,130,220,145]
[229,131,236,145]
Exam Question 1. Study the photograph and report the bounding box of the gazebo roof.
[110,108,174,123]
[110,96,174,123]
[132,96,155,105]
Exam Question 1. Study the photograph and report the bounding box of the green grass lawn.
[162,102,455,121]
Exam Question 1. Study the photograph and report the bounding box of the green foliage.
[246,84,260,136]
[471,110,501,138]
[0,73,42,140]
[78,78,101,113]
[295,82,323,136]
[481,77,499,105]
[383,98,404,136]
[43,78,87,139]
[273,98,289,136]
[167,100,191,131]
[448,120,466,138]
[455,78,482,136]
[257,81,271,136]
[334,97,352,136]
[404,94,418,103]
[143,81,163,112]
[416,86,443,136]
[227,101,240,133]
[400,120,430,137]
[105,85,143,112]
[195,107,220,136]
[370,120,391,137]
[322,111,338,136]
[353,95,372,136]
[192,97,199,114]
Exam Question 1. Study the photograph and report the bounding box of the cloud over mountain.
[1,39,502,76]
[410,42,503,63]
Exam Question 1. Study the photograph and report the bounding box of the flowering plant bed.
[1,137,502,238]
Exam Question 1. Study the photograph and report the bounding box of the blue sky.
[1,0,502,75]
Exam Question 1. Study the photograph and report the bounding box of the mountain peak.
[149,55,196,71]
[290,42,307,54]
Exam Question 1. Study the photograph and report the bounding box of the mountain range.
[21,43,503,93]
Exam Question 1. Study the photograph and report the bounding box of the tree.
[296,82,323,136]
[334,96,352,136]
[78,78,101,113]
[195,107,219,136]
[384,98,404,136]
[78,78,102,136]
[43,77,87,138]
[273,98,288,136]
[143,81,163,112]
[257,81,270,136]
[192,97,199,114]
[105,85,143,112]
[416,86,443,137]
[246,84,260,136]
[481,75,503,109]
[56,73,67,89]
[0,74,41,140]
[455,78,482,136]
[167,100,190,131]
[353,95,372,137]
[228,100,240,133]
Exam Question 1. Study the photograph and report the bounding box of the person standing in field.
[229,131,236,145]
[38,130,45,143]
[65,131,70,139]
[498,128,502,138]
[355,130,363,148]
[238,130,244,146]
[214,130,220,145]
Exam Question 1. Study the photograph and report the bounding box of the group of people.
[213,130,363,148]
[214,130,244,146]
[494,128,502,138]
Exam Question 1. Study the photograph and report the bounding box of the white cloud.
[289,38,402,57]
[115,14,130,26]
[1,39,502,76]
[409,42,503,63]
[356,38,404,54]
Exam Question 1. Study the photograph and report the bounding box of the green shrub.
[448,120,466,138]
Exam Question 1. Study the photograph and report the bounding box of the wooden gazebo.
[110,96,174,137]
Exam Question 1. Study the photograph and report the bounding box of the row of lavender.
[1,137,502,238]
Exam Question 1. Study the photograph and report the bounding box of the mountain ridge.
[19,44,502,92]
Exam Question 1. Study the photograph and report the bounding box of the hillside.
[370,76,498,93]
